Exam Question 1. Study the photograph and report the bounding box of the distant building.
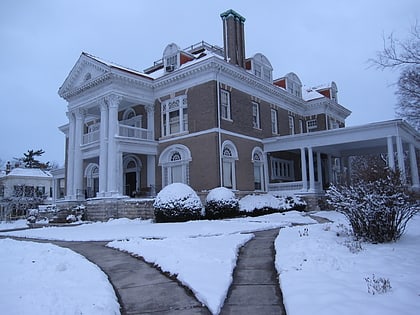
[57,9,419,203]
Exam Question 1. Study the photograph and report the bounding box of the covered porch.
[263,119,420,195]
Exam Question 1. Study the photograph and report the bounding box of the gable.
[58,53,110,100]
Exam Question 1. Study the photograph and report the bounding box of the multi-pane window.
[252,150,265,191]
[161,95,188,136]
[222,141,238,190]
[166,54,178,70]
[288,116,295,135]
[271,109,278,134]
[307,119,318,132]
[220,90,231,120]
[271,158,294,180]
[252,102,260,129]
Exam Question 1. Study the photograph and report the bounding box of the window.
[307,119,318,132]
[271,158,294,180]
[220,90,231,120]
[222,141,238,189]
[161,95,188,136]
[252,102,260,129]
[288,116,295,135]
[271,109,278,134]
[254,64,262,77]
[166,54,178,70]
[159,145,191,187]
[252,148,265,191]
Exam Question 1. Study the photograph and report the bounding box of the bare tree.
[370,22,420,131]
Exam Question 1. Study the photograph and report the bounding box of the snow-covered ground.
[1,210,419,315]
[276,211,420,315]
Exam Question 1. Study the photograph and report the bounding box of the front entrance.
[123,155,142,197]
[125,172,136,197]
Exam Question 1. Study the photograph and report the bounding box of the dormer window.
[250,53,273,83]
[285,72,302,98]
[163,43,181,73]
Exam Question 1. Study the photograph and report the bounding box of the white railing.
[269,181,322,192]
[83,130,100,144]
[119,124,152,140]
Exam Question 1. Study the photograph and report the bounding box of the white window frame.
[271,109,278,134]
[220,90,231,120]
[221,140,238,190]
[252,102,260,129]
[161,95,188,137]
[271,158,294,180]
[306,119,318,132]
[288,116,295,135]
[159,145,191,187]
[252,148,265,191]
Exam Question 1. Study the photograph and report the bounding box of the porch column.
[263,152,270,192]
[65,112,75,199]
[98,100,108,196]
[145,103,155,140]
[327,154,333,185]
[73,109,85,200]
[316,151,323,190]
[409,143,419,189]
[107,94,122,196]
[147,155,156,194]
[300,148,307,191]
[308,147,315,192]
[396,136,406,182]
[387,136,395,170]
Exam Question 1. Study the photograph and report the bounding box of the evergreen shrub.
[205,187,239,219]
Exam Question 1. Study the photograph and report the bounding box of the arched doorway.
[85,163,99,198]
[123,155,142,197]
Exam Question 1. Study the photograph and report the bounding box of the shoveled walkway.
[220,228,286,315]
[3,227,286,314]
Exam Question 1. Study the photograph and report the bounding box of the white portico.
[263,119,420,194]
[59,53,157,200]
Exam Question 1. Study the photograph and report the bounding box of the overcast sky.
[0,0,418,167]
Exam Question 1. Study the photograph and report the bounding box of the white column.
[263,152,270,192]
[73,109,85,200]
[145,103,155,140]
[116,151,123,195]
[65,112,75,199]
[409,143,419,189]
[308,147,315,192]
[316,151,323,191]
[327,154,333,185]
[300,148,307,191]
[147,155,156,193]
[387,136,395,170]
[98,100,108,196]
[106,95,122,196]
[396,136,406,182]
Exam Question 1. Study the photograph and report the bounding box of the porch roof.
[263,119,420,156]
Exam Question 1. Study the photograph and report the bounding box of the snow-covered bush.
[153,183,203,223]
[365,274,392,295]
[239,194,283,216]
[327,169,419,243]
[284,195,306,211]
[205,187,239,219]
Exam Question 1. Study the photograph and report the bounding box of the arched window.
[159,144,192,187]
[252,147,265,191]
[222,140,238,189]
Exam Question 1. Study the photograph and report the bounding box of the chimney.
[220,9,246,68]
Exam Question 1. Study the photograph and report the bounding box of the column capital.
[98,98,108,111]
[105,94,123,108]
[74,108,86,119]
[145,103,155,113]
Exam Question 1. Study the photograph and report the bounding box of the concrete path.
[52,241,211,315]
[2,227,286,314]
[220,228,286,315]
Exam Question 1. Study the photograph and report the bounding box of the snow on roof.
[6,168,52,178]
[302,86,325,101]
[82,52,153,80]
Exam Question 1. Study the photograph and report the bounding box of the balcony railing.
[82,124,153,145]
[119,124,152,140]
[268,181,322,192]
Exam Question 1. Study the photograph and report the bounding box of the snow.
[206,187,236,203]
[0,238,120,315]
[153,182,202,210]
[1,210,419,315]
[5,167,52,177]
[0,219,28,230]
[239,193,284,212]
[108,233,253,315]
[275,211,420,315]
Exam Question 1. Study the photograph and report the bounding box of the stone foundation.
[83,198,155,222]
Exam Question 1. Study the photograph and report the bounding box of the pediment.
[58,53,110,99]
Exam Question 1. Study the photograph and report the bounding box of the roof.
[302,87,325,101]
[5,168,52,178]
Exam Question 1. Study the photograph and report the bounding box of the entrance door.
[125,172,136,197]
